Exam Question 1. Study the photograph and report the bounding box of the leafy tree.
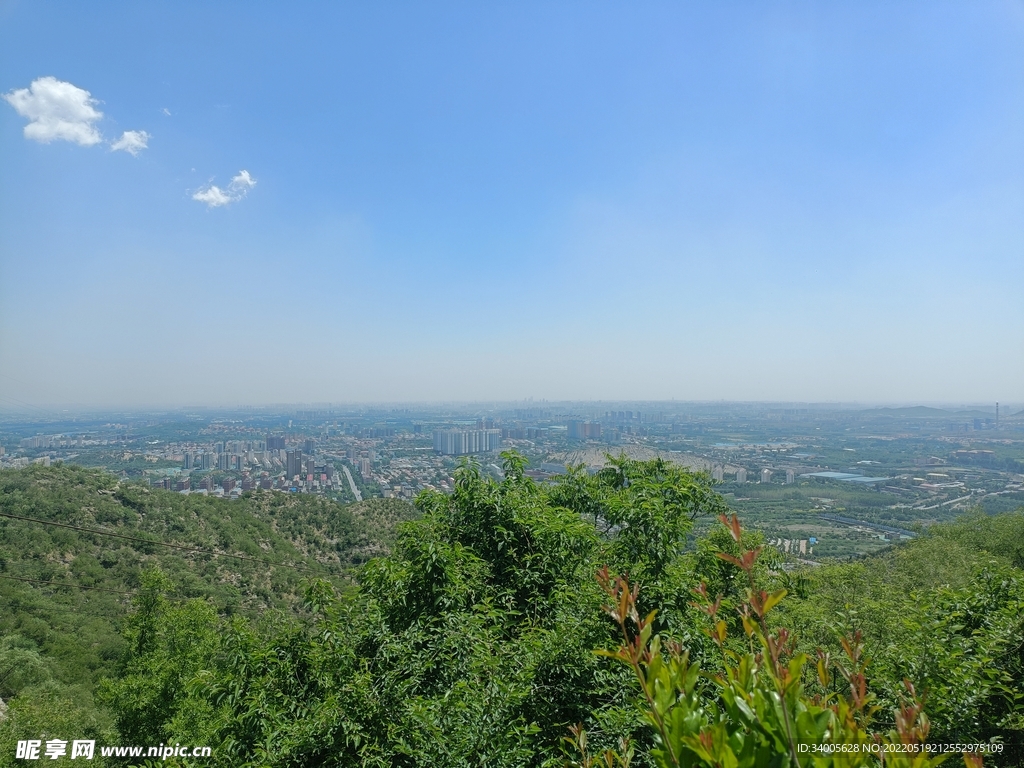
[780,510,1024,752]
[567,515,985,768]
[99,570,221,748]
[99,452,726,766]
[0,464,409,762]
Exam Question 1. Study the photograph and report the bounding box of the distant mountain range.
[856,405,1012,419]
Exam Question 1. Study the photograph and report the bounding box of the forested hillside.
[1,458,1023,766]
[0,464,416,764]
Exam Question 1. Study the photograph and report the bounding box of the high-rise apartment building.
[567,420,602,440]
[432,429,502,455]
[735,468,747,483]
[286,450,303,479]
[267,435,286,450]
[217,453,232,471]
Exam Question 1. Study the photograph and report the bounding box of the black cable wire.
[0,572,313,618]
[0,510,328,574]
[0,573,135,595]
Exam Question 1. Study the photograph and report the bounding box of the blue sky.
[1,1,1022,407]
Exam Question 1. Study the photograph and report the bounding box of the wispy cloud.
[111,130,150,156]
[231,170,256,191]
[3,76,103,145]
[192,170,257,208]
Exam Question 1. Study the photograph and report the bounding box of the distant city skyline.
[4,399,1019,513]
[1,2,1021,407]
[0,400,1019,421]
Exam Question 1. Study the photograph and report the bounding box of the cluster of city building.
[126,432,443,500]
[18,435,115,449]
[709,466,799,484]
[566,420,602,440]
[432,428,503,456]
[430,415,658,456]
[3,404,1018,524]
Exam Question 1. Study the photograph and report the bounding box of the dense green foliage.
[780,513,1024,752]
[95,454,725,766]
[1,459,1023,766]
[0,465,414,766]
[577,537,952,767]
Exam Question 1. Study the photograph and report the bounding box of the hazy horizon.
[2,2,1022,407]
[0,398,1018,419]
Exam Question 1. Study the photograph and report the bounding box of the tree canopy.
[1,457,1023,767]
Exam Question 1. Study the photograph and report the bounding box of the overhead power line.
[0,573,135,595]
[0,572,308,615]
[0,573,207,620]
[0,510,326,574]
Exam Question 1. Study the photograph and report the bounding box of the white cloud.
[230,170,256,191]
[110,130,150,156]
[4,76,152,157]
[192,169,257,208]
[3,76,103,145]
[161,107,171,116]
[192,185,234,207]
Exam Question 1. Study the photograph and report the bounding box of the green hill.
[0,463,415,759]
